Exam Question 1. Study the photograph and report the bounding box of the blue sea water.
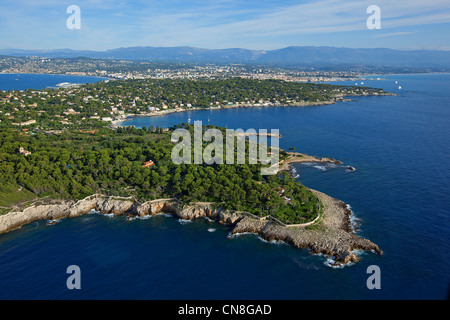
[0,73,108,91]
[0,73,449,299]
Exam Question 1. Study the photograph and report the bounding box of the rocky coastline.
[232,189,382,265]
[0,189,381,265]
[278,151,343,173]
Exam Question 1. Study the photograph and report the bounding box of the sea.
[0,73,449,300]
[0,73,108,91]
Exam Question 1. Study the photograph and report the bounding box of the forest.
[0,124,319,224]
[0,77,388,129]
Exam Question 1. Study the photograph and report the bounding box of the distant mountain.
[256,46,450,68]
[1,46,450,69]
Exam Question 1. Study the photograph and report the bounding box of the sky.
[0,0,449,51]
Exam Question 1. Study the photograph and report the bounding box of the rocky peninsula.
[0,186,381,265]
[278,151,343,173]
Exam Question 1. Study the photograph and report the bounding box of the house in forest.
[19,146,31,156]
[142,160,155,168]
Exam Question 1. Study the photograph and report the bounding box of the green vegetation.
[1,77,381,223]
[0,125,319,223]
[0,183,36,208]
[0,77,389,130]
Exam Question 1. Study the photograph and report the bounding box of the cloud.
[375,32,416,38]
[127,0,450,47]
[1,0,450,50]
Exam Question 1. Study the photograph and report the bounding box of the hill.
[1,46,449,69]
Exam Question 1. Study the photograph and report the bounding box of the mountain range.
[1,46,450,69]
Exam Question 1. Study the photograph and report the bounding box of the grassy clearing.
[0,184,37,211]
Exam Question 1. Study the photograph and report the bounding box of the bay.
[0,73,449,299]
[0,73,108,91]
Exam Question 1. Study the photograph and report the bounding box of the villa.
[142,160,155,168]
[19,146,31,156]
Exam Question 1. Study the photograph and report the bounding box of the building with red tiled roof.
[142,160,154,168]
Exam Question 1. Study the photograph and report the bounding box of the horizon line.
[1,45,450,53]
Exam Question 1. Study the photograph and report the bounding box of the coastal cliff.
[232,190,381,265]
[0,196,242,235]
[0,191,381,265]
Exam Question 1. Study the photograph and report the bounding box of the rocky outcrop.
[0,196,239,234]
[174,202,243,225]
[231,190,382,264]
[0,192,381,265]
[278,152,343,173]
[0,196,135,234]
[232,217,380,264]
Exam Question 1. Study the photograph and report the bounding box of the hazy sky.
[1,0,449,51]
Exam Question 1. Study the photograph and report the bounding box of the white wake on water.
[178,219,192,225]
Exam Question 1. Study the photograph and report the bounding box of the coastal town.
[0,55,394,268]
[0,55,366,82]
[1,0,448,302]
[0,76,392,131]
